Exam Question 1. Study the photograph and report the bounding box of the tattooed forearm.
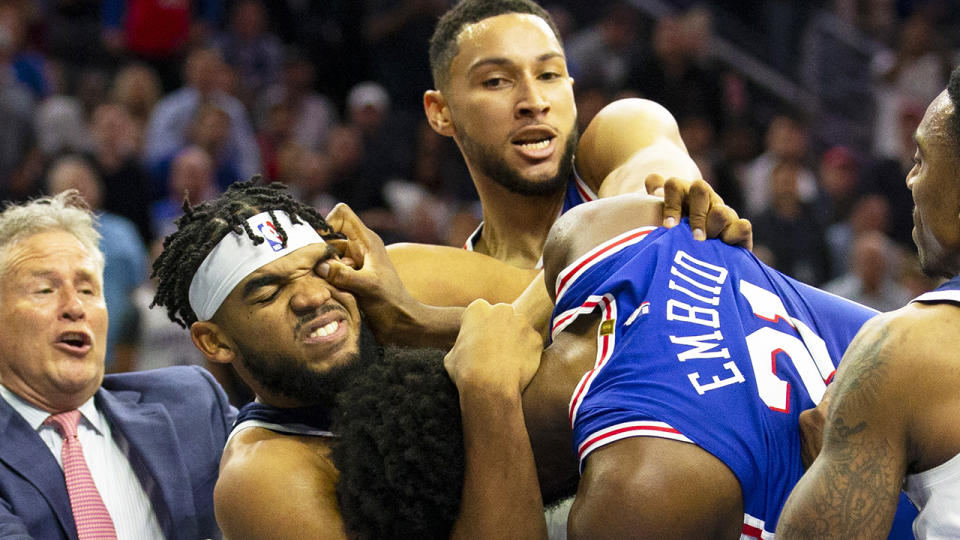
[827,325,892,418]
[778,323,905,539]
[779,431,901,538]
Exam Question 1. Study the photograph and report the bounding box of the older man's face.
[0,230,107,411]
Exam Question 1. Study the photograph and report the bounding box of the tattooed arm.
[776,311,910,538]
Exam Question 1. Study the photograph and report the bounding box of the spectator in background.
[346,80,412,190]
[152,103,242,199]
[0,2,51,99]
[101,0,223,91]
[628,7,724,134]
[740,113,819,218]
[144,46,261,184]
[256,48,338,152]
[362,0,450,113]
[862,102,924,248]
[89,102,153,243]
[753,159,832,286]
[815,145,862,227]
[824,230,912,312]
[213,0,283,110]
[109,62,163,145]
[131,241,209,373]
[151,145,218,239]
[326,123,386,214]
[275,142,337,215]
[826,192,891,278]
[871,10,952,161]
[35,95,89,158]
[0,23,35,201]
[565,1,643,93]
[255,101,293,181]
[46,155,148,374]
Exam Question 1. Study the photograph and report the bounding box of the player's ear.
[424,90,455,137]
[190,321,236,364]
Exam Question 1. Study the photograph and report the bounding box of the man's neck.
[473,179,566,269]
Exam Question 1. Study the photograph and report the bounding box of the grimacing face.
[211,242,363,396]
[440,13,577,196]
[0,230,108,411]
[907,90,960,278]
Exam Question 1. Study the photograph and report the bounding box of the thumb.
[318,259,370,294]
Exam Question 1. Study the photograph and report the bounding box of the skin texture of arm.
[777,302,960,538]
[214,429,347,540]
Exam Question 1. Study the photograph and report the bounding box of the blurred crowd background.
[3,0,956,395]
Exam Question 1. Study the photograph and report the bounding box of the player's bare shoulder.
[542,193,663,298]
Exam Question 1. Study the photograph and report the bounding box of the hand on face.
[444,299,542,396]
[321,203,423,345]
[646,174,753,250]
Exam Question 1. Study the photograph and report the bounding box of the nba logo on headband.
[259,221,284,251]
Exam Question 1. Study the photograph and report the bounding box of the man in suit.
[0,190,236,539]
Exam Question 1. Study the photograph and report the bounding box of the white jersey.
[904,275,960,538]
[904,452,960,539]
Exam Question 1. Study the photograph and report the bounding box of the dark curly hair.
[151,179,343,327]
[429,0,562,91]
[332,347,463,539]
[946,64,960,145]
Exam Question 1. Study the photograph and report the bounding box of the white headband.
[188,210,325,321]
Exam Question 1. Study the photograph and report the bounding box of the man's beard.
[237,321,380,409]
[457,120,579,197]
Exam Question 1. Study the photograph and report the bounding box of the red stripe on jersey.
[578,424,684,459]
[556,228,652,299]
[741,522,764,538]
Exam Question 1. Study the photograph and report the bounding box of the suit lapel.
[0,399,76,539]
[96,388,198,540]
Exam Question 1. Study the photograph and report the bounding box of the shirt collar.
[0,384,103,435]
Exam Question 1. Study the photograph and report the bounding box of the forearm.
[385,302,464,348]
[452,386,547,540]
[777,451,902,538]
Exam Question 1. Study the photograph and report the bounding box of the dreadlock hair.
[429,0,562,91]
[946,64,960,146]
[151,179,343,327]
[332,347,464,539]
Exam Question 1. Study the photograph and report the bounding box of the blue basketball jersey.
[551,222,878,537]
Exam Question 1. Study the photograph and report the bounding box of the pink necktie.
[44,410,118,540]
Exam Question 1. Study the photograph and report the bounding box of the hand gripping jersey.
[551,222,877,538]
[903,275,960,539]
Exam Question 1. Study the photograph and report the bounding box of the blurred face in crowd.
[907,90,960,278]
[426,13,578,197]
[0,231,107,412]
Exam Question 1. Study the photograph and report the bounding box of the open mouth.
[301,314,349,345]
[56,331,92,355]
[512,126,557,159]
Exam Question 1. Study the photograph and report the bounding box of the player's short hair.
[946,65,960,146]
[151,179,342,327]
[332,347,463,539]
[429,0,562,91]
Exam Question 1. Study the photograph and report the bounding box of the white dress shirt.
[0,385,164,539]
